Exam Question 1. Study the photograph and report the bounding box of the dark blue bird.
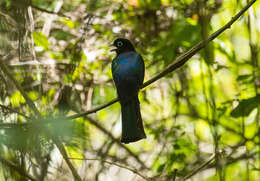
[111,38,146,144]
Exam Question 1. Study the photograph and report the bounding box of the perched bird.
[111,38,146,144]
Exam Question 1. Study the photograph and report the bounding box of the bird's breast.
[114,58,137,75]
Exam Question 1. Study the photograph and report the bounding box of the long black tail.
[120,96,146,144]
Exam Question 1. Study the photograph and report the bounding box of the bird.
[111,38,146,144]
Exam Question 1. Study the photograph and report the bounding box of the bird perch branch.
[65,0,257,121]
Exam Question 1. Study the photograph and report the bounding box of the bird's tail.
[120,96,146,144]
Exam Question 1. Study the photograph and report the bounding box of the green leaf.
[10,91,26,107]
[28,91,38,101]
[33,31,49,50]
[157,163,166,172]
[230,95,260,117]
[51,29,75,41]
[60,18,78,29]
[237,74,253,83]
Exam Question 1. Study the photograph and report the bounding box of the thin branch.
[68,157,150,181]
[84,116,148,170]
[54,138,82,181]
[0,104,30,119]
[66,98,118,120]
[64,0,258,121]
[41,0,64,37]
[180,154,215,181]
[207,152,257,169]
[31,4,69,18]
[0,156,37,181]
[28,6,36,61]
[172,169,178,181]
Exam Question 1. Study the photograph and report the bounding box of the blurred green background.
[0,0,260,180]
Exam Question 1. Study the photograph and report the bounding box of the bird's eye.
[117,41,123,47]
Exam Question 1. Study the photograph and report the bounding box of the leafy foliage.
[0,0,260,181]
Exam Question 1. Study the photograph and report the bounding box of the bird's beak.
[110,44,117,52]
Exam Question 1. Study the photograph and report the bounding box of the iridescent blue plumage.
[111,38,146,143]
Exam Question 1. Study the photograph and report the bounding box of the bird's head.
[111,38,135,55]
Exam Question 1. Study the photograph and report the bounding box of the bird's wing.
[111,58,118,75]
[136,54,145,87]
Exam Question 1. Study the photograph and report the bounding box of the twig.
[0,156,37,181]
[41,0,63,36]
[27,6,36,61]
[180,154,215,181]
[66,98,118,120]
[31,4,69,18]
[172,169,178,181]
[54,138,82,181]
[68,157,150,181]
[0,104,30,119]
[64,0,258,121]
[84,116,148,170]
